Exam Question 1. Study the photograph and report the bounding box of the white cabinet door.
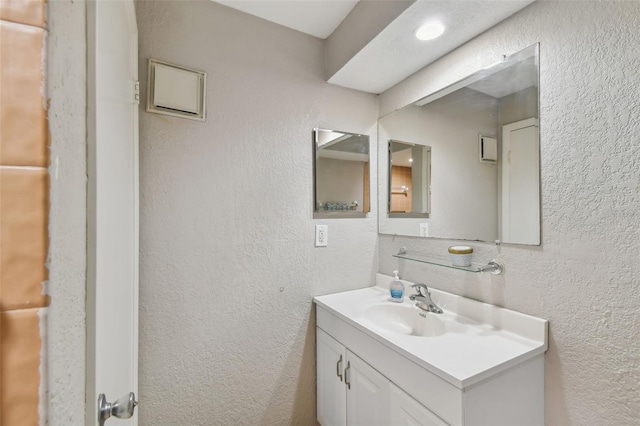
[389,383,448,426]
[317,329,347,426]
[345,351,390,426]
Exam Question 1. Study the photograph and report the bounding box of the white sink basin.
[362,303,469,337]
[314,273,548,388]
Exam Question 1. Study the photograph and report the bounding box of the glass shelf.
[392,252,483,273]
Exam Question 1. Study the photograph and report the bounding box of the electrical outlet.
[315,224,328,247]
[419,223,429,237]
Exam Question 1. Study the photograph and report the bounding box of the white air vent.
[147,59,206,121]
[479,135,497,163]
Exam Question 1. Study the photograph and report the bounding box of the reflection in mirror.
[378,43,540,245]
[314,129,370,218]
[389,140,431,216]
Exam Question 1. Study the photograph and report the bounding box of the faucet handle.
[411,283,429,297]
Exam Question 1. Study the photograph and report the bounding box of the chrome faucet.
[410,284,443,314]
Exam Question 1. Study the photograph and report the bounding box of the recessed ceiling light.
[416,21,445,41]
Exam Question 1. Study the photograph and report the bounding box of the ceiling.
[213,0,535,94]
[468,56,538,99]
[214,0,358,39]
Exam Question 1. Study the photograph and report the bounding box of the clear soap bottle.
[388,270,405,303]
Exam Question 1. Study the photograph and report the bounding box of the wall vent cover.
[479,135,497,163]
[147,59,206,121]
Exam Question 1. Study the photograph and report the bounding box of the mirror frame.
[378,43,541,245]
[313,128,371,219]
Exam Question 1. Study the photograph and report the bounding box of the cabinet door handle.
[336,355,343,382]
[345,361,351,390]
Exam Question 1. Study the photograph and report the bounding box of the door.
[86,0,139,425]
[345,351,390,426]
[317,329,347,426]
[501,118,540,245]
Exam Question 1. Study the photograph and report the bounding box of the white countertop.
[314,274,548,388]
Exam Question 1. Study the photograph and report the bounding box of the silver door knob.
[98,392,138,426]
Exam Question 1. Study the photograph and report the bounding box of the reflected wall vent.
[147,59,206,121]
[479,135,497,163]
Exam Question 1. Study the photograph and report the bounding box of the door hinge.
[133,80,140,105]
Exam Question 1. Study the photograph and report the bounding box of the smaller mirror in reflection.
[389,140,431,216]
[314,129,370,218]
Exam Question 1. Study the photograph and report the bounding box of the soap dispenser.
[388,270,405,303]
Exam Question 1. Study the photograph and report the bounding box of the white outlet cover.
[315,224,328,247]
[419,223,429,237]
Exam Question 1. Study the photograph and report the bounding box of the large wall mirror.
[314,129,370,218]
[378,43,540,245]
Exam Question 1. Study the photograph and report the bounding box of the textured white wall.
[378,1,640,424]
[46,0,88,425]
[135,1,378,424]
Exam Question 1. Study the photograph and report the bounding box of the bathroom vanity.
[314,274,548,426]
